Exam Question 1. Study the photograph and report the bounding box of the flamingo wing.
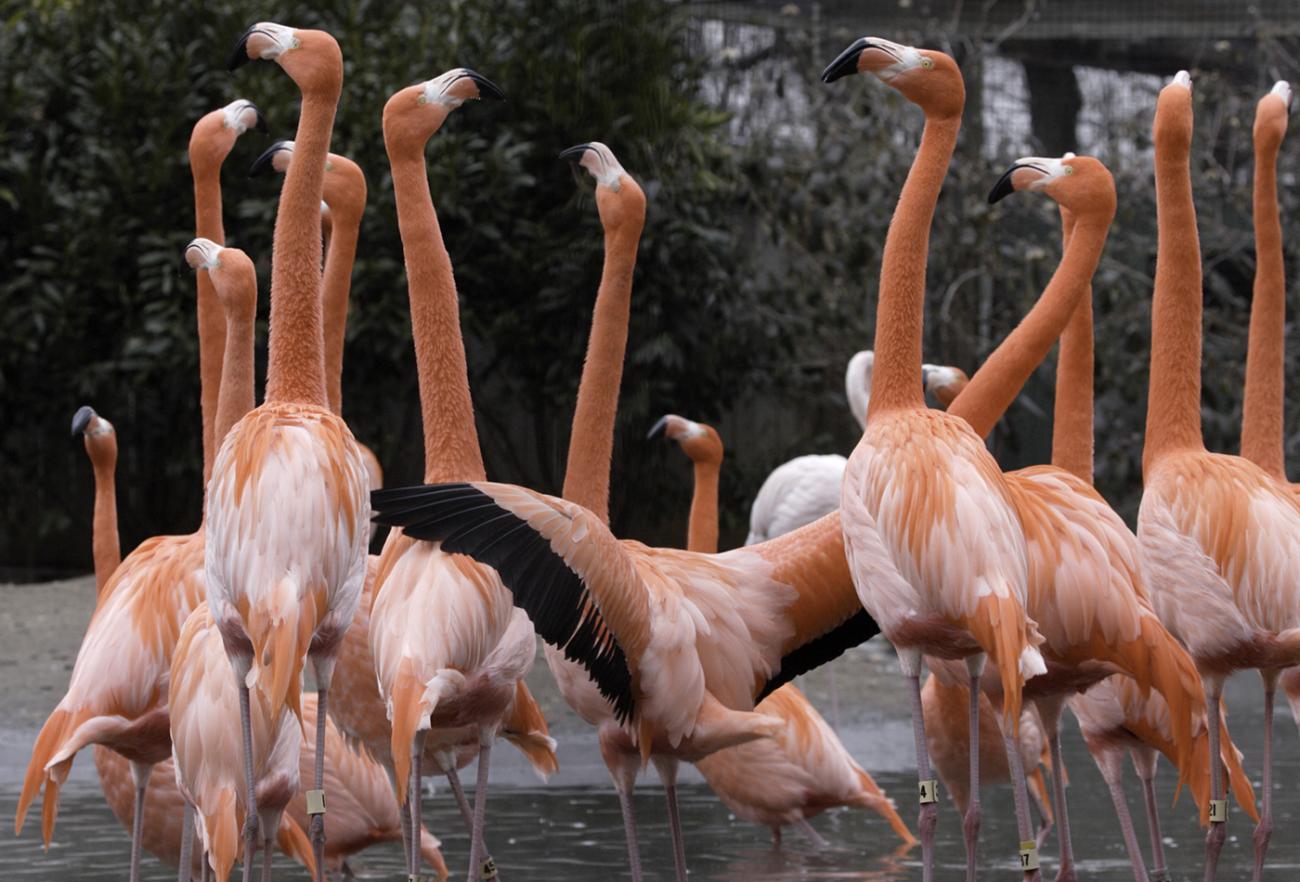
[372,482,645,722]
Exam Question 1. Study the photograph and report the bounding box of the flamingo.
[822,37,1046,881]
[942,153,1215,881]
[15,100,261,882]
[1069,675,1256,882]
[1136,71,1300,881]
[651,412,915,849]
[248,140,384,498]
[222,24,371,877]
[746,352,967,545]
[365,67,533,882]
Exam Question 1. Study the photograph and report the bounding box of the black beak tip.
[71,405,94,437]
[227,28,254,71]
[465,70,505,101]
[987,167,1020,205]
[251,103,267,133]
[821,38,867,84]
[558,143,592,162]
[646,415,671,441]
[248,140,290,178]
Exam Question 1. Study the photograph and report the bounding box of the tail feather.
[276,814,318,877]
[419,827,450,879]
[1125,709,1258,826]
[503,680,559,779]
[206,788,239,882]
[853,768,916,845]
[389,664,463,806]
[246,579,311,724]
[963,593,1043,730]
[16,707,85,839]
[1027,767,1055,824]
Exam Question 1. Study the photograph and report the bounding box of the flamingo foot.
[962,803,980,881]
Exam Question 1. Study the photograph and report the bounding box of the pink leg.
[465,739,493,882]
[796,817,828,848]
[410,733,425,877]
[128,760,152,882]
[963,661,984,882]
[178,801,195,882]
[398,800,413,875]
[615,785,645,882]
[1001,727,1044,882]
[1131,747,1167,881]
[654,757,689,882]
[1094,747,1149,882]
[770,825,782,850]
[1252,671,1278,882]
[261,831,273,882]
[1203,683,1226,882]
[310,685,329,882]
[905,667,939,882]
[239,684,259,882]
[1039,701,1075,882]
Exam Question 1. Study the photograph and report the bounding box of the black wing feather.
[754,609,881,703]
[372,482,636,723]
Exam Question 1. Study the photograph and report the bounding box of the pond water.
[2,580,1297,881]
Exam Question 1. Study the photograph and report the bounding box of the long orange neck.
[1143,118,1205,474]
[322,196,363,416]
[561,222,641,522]
[89,445,120,596]
[948,206,1109,442]
[264,91,334,407]
[1240,127,1286,479]
[687,459,720,553]
[387,143,485,482]
[870,114,960,415]
[213,304,256,457]
[1052,243,1095,483]
[192,164,227,483]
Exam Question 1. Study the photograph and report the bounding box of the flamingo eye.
[1064,165,1075,175]
[920,57,934,69]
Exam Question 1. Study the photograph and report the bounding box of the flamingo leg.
[1203,685,1226,882]
[178,802,195,882]
[202,851,213,882]
[239,683,259,882]
[654,757,689,882]
[446,762,503,880]
[1252,671,1278,882]
[1040,702,1075,882]
[1095,747,1149,882]
[1131,748,1167,882]
[796,817,829,848]
[465,739,493,882]
[128,760,151,882]
[310,686,329,882]
[410,733,425,878]
[261,832,273,882]
[615,786,645,882]
[770,825,782,850]
[963,658,985,882]
[905,666,939,882]
[1001,726,1044,882]
[399,800,413,876]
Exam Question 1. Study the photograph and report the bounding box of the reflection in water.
[4,674,1299,879]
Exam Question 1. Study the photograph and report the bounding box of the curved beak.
[461,69,505,101]
[227,22,296,71]
[822,37,869,83]
[423,68,506,105]
[646,415,671,441]
[559,143,592,162]
[250,103,268,133]
[987,164,1030,204]
[249,140,294,177]
[71,405,95,438]
[227,25,257,70]
[987,155,1070,204]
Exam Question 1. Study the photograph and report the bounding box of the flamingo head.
[921,364,969,408]
[185,238,257,321]
[228,23,342,96]
[822,37,963,118]
[647,414,723,466]
[249,141,367,223]
[560,141,646,233]
[71,405,116,466]
[382,67,504,149]
[1154,70,1195,154]
[989,153,1115,220]
[1255,80,1291,151]
[189,98,263,171]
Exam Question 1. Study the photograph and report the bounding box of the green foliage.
[3,2,1298,574]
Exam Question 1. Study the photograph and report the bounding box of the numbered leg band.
[480,856,499,880]
[305,789,326,816]
[918,779,938,804]
[1209,799,1228,823]
[1019,840,1040,871]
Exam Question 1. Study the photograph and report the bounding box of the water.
[3,578,1297,880]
